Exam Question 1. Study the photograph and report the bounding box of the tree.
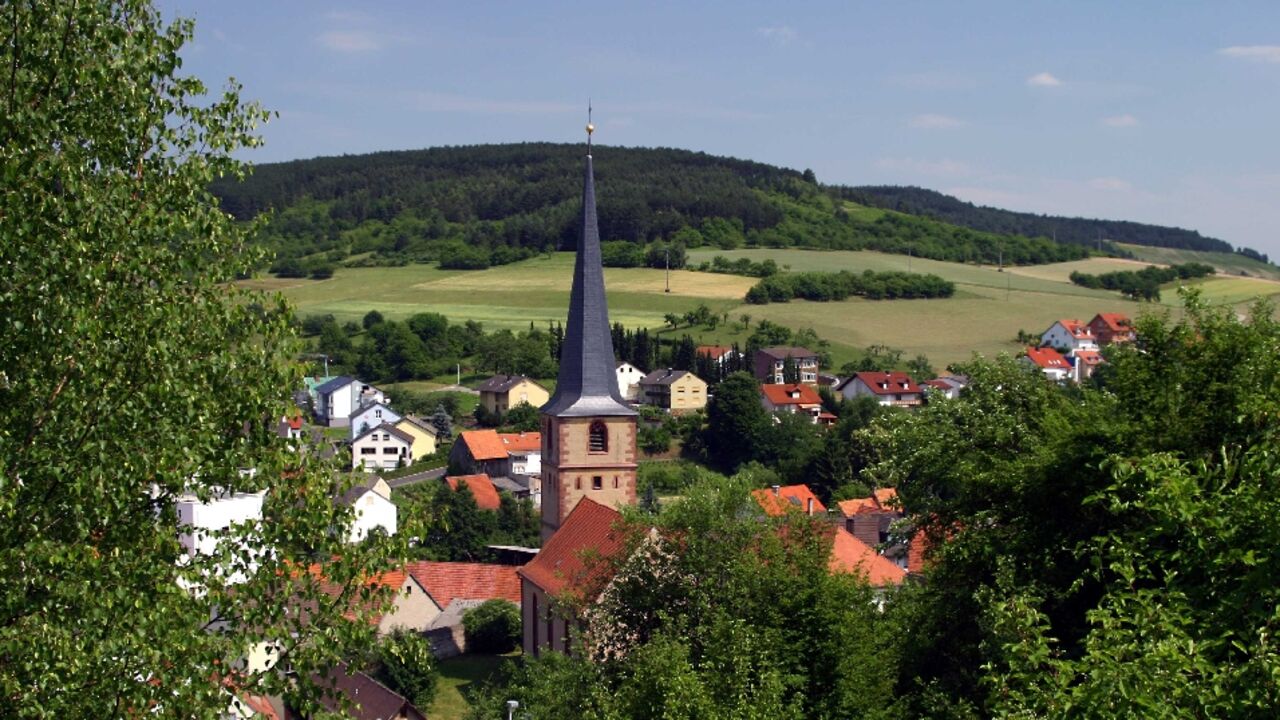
[501,402,540,433]
[782,354,800,383]
[495,492,539,547]
[0,3,402,715]
[430,403,454,440]
[462,599,522,654]
[374,630,439,712]
[362,309,385,329]
[702,373,772,472]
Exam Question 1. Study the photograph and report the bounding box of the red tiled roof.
[458,429,508,461]
[836,487,899,517]
[696,345,733,358]
[1073,349,1104,365]
[848,371,921,396]
[752,484,827,516]
[405,561,522,608]
[760,383,822,406]
[500,432,541,453]
[446,474,501,511]
[1056,319,1094,339]
[518,498,629,596]
[874,487,898,507]
[1024,346,1070,369]
[828,527,907,586]
[1092,312,1131,332]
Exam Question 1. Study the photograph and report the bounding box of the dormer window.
[589,421,608,453]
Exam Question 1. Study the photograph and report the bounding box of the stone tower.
[539,122,638,542]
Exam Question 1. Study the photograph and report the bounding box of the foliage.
[494,493,540,548]
[499,402,541,433]
[462,600,522,654]
[746,269,955,304]
[1069,261,1214,300]
[419,483,496,561]
[374,630,440,712]
[692,254,781,277]
[0,2,404,716]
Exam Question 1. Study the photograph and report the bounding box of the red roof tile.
[446,474,501,511]
[696,345,733,358]
[1093,312,1132,332]
[1024,346,1070,369]
[760,383,822,406]
[518,499,629,597]
[828,527,907,586]
[836,487,899,518]
[752,484,827,516]
[874,487,898,507]
[848,371,921,396]
[405,561,522,608]
[500,432,541,453]
[1057,319,1094,339]
[1073,349,1104,365]
[458,429,508,461]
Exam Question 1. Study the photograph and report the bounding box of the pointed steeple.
[542,118,636,418]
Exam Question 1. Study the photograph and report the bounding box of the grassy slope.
[1116,242,1280,280]
[245,248,1280,369]
[430,653,514,720]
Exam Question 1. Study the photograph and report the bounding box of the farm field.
[245,248,1280,369]
[1116,243,1280,280]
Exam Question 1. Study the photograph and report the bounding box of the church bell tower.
[539,114,639,542]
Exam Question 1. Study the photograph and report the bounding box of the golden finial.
[586,101,594,152]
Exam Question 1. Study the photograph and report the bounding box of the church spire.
[541,114,636,418]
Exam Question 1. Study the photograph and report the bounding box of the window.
[592,476,602,490]
[613,476,619,489]
[383,447,398,454]
[575,477,581,490]
[361,447,377,455]
[374,409,382,418]
[589,421,608,453]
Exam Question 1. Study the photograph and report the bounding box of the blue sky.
[162,1,1280,255]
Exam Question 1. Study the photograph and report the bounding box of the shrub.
[375,630,440,711]
[463,599,522,654]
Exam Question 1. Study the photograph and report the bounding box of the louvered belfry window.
[589,421,608,453]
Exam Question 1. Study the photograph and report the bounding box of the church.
[516,120,639,656]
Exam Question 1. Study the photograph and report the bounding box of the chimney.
[806,498,814,516]
[771,485,780,496]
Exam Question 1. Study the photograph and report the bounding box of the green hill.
[211,143,1089,275]
[1115,243,1280,280]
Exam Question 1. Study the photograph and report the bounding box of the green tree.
[430,403,453,440]
[702,372,772,472]
[781,354,800,383]
[495,492,540,547]
[0,3,402,715]
[462,599,522,654]
[501,402,541,433]
[362,309,385,329]
[374,630,440,712]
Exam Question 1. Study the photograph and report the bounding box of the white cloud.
[1218,45,1280,63]
[1102,113,1139,127]
[875,157,973,178]
[402,91,576,115]
[317,30,381,53]
[757,26,798,45]
[908,113,963,129]
[1088,177,1133,192]
[1026,72,1062,87]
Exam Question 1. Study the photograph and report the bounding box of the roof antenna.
[586,100,594,155]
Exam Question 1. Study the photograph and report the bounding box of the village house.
[753,346,820,384]
[837,488,905,566]
[351,423,414,471]
[696,344,738,366]
[1040,319,1099,352]
[921,375,969,400]
[175,489,265,560]
[277,413,304,441]
[837,371,923,408]
[752,484,827,516]
[407,560,522,658]
[338,476,397,543]
[827,526,908,591]
[393,414,440,460]
[637,368,708,414]
[1072,348,1105,381]
[450,429,542,477]
[445,473,502,511]
[348,401,402,440]
[1089,312,1135,345]
[1022,346,1073,381]
[760,383,836,425]
[286,663,426,720]
[313,376,385,427]
[615,361,645,402]
[477,374,550,417]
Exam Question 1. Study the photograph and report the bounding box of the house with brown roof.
[393,414,440,460]
[638,369,708,414]
[837,371,923,408]
[1040,319,1099,352]
[450,429,542,477]
[753,346,820,384]
[445,474,501,511]
[351,423,415,472]
[760,383,835,425]
[338,476,397,543]
[518,498,631,656]
[285,664,425,720]
[477,374,549,417]
[921,375,968,400]
[752,484,827,517]
[1089,312,1135,345]
[1021,346,1072,382]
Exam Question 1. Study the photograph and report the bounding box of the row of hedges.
[1069,262,1215,300]
[745,270,955,304]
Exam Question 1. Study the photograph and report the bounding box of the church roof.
[541,145,636,418]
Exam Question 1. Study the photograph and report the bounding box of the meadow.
[1116,242,1280,280]
[244,248,1280,369]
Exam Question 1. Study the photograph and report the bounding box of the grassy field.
[429,653,515,720]
[245,248,1280,369]
[1115,243,1280,280]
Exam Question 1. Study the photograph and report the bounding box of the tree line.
[1069,261,1215,300]
[745,270,956,304]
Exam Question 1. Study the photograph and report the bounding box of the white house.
[349,402,402,440]
[838,371,923,408]
[921,375,969,400]
[1040,319,1098,352]
[1022,346,1073,381]
[175,489,265,567]
[314,376,385,427]
[502,432,542,475]
[351,423,414,471]
[339,476,397,543]
[615,361,645,402]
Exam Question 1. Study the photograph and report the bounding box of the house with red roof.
[1021,346,1072,381]
[449,429,543,478]
[837,371,923,408]
[696,344,738,365]
[517,498,632,657]
[1040,319,1099,352]
[1071,348,1105,381]
[752,484,827,517]
[445,474,501,511]
[837,488,901,548]
[1089,312,1135,345]
[827,526,907,589]
[760,383,836,425]
[406,560,523,657]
